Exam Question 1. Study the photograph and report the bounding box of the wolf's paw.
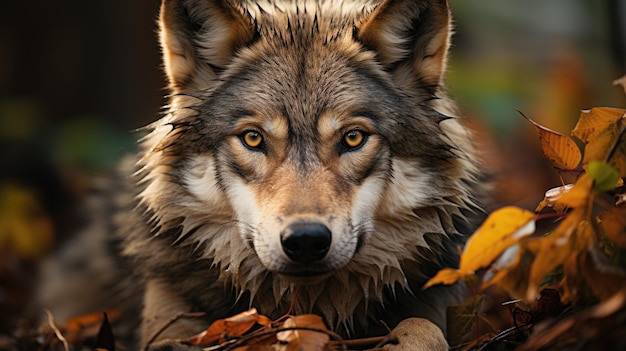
[384,318,448,351]
[147,339,202,351]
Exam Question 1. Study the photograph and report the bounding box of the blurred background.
[0,0,625,340]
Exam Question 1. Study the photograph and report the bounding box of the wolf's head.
[138,0,478,327]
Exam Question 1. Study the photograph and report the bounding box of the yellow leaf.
[572,107,625,144]
[423,268,470,289]
[459,206,535,273]
[521,113,582,169]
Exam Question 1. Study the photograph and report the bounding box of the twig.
[329,334,398,350]
[142,311,206,351]
[475,324,531,351]
[45,309,70,351]
[219,326,346,351]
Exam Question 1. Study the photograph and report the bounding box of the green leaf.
[586,161,620,193]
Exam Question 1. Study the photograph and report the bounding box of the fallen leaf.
[276,315,329,351]
[65,310,121,336]
[187,308,271,345]
[446,295,484,347]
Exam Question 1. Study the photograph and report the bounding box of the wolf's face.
[139,0,477,323]
[200,54,397,277]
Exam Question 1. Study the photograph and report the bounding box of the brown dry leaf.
[276,315,330,351]
[446,295,484,347]
[521,113,582,169]
[600,207,626,248]
[582,248,626,301]
[187,308,271,345]
[459,206,535,273]
[559,221,598,302]
[64,309,121,344]
[516,288,626,351]
[571,107,625,144]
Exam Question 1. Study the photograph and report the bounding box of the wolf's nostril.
[281,222,331,264]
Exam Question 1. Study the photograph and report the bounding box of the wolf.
[41,0,483,349]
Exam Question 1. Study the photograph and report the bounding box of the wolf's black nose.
[281,222,331,264]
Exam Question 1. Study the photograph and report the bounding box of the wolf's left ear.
[159,0,257,94]
[356,0,452,90]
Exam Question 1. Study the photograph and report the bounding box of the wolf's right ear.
[159,0,257,93]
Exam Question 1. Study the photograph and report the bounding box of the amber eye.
[343,130,366,149]
[241,130,263,149]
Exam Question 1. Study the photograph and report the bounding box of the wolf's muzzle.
[281,222,331,264]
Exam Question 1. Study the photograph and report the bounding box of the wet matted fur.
[42,0,484,349]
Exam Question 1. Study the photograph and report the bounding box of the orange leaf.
[521,113,582,169]
[525,206,591,300]
[536,184,574,213]
[583,127,618,162]
[601,207,626,248]
[65,310,121,334]
[553,175,593,209]
[572,107,625,144]
[459,206,535,273]
[187,308,270,345]
[423,268,471,289]
[526,234,570,301]
[276,315,329,351]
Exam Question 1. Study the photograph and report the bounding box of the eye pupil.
[243,131,263,148]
